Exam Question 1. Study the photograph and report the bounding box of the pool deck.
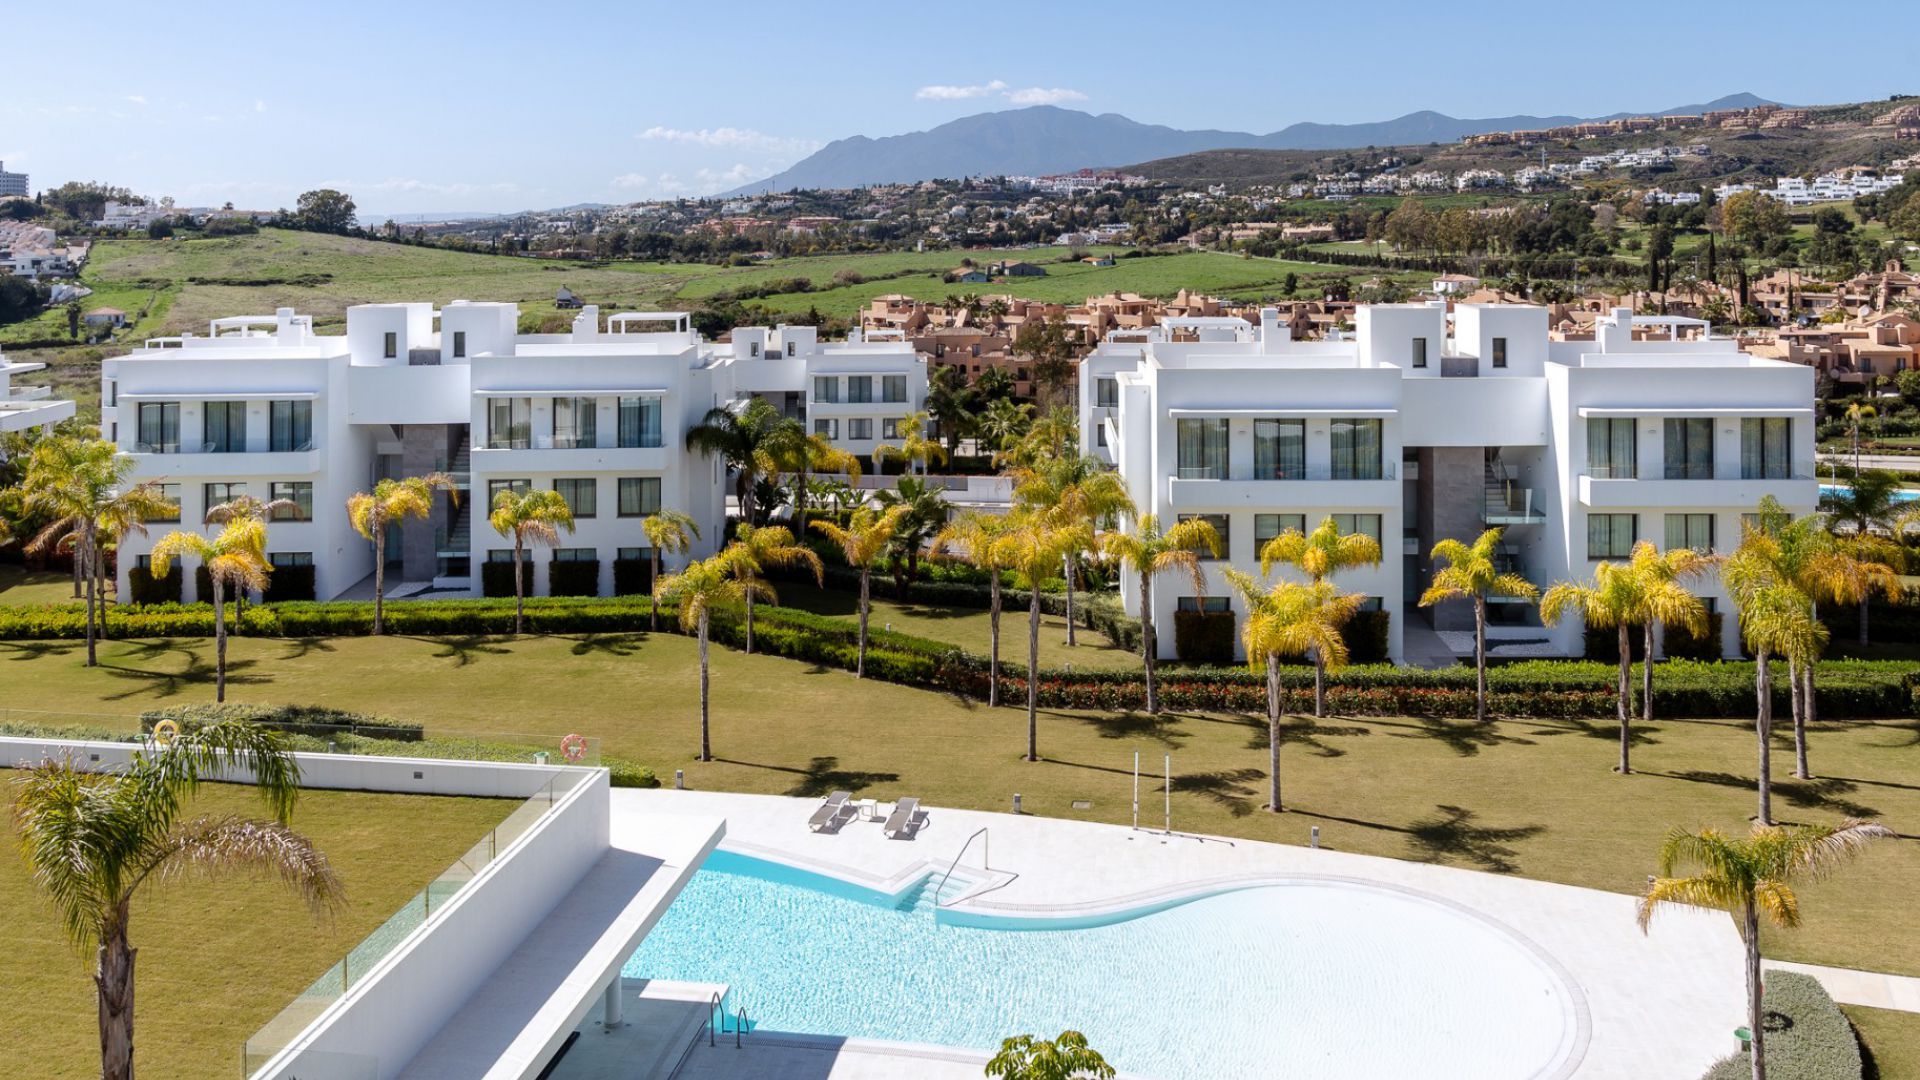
[614,788,1747,1080]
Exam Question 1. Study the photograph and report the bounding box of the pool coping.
[699,838,1592,1080]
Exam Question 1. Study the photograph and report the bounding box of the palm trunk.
[96,918,135,1080]
[1140,572,1158,714]
[650,549,662,631]
[1798,661,1816,779]
[1617,623,1632,774]
[988,573,1001,708]
[94,545,110,643]
[856,568,870,677]
[1266,653,1282,812]
[512,538,526,635]
[1756,648,1774,825]
[83,530,99,667]
[1858,596,1870,648]
[1027,590,1041,761]
[697,610,711,762]
[1642,621,1655,724]
[1313,649,1326,718]
[71,545,83,599]
[1474,595,1488,723]
[372,526,386,636]
[794,473,808,536]
[213,578,228,703]
[1745,899,1767,1080]
[745,572,756,654]
[1063,554,1077,647]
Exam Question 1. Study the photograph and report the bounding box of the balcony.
[1578,472,1817,509]
[126,446,322,477]
[469,440,670,473]
[1168,462,1397,510]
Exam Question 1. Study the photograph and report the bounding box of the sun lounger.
[808,791,851,832]
[883,797,921,840]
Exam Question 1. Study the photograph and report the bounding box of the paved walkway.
[1765,960,1920,1013]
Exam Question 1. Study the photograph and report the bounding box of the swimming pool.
[624,849,1581,1079]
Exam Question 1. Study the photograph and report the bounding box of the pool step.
[899,870,980,913]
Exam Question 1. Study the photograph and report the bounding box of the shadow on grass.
[712,755,901,798]
[0,640,81,661]
[1653,770,1883,818]
[1268,715,1372,758]
[1074,710,1188,748]
[1171,767,1266,818]
[412,635,514,667]
[278,636,337,661]
[566,632,648,657]
[1372,715,1538,757]
[98,653,268,701]
[1405,804,1546,874]
[1523,718,1663,747]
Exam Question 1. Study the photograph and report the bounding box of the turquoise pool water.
[624,849,1576,1079]
[1821,483,1919,504]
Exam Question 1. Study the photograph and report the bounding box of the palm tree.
[876,410,947,476]
[767,427,859,537]
[684,397,789,525]
[1541,559,1648,773]
[935,511,1018,707]
[1098,515,1220,714]
[1820,468,1906,645]
[985,1031,1115,1080]
[1419,528,1539,723]
[654,548,765,762]
[21,438,175,665]
[995,518,1089,761]
[811,505,909,677]
[345,473,457,635]
[1639,819,1891,1080]
[1228,572,1361,812]
[1627,542,1715,724]
[488,488,575,634]
[641,510,701,631]
[978,398,1034,456]
[872,475,949,595]
[149,516,272,702]
[725,524,822,653]
[10,720,342,1080]
[1257,517,1382,717]
[1010,451,1135,647]
[1843,400,1876,473]
[1723,527,1830,825]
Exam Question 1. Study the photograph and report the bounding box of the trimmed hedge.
[1344,609,1392,665]
[126,565,182,606]
[548,559,600,598]
[1174,610,1235,664]
[612,557,652,597]
[480,560,533,599]
[140,702,424,742]
[263,564,316,604]
[1702,971,1862,1080]
[1588,614,1732,663]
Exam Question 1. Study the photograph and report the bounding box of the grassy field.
[0,564,92,606]
[1847,1006,1920,1079]
[0,777,513,1079]
[0,630,1914,984]
[776,582,1142,670]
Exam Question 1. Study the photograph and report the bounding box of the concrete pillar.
[602,974,624,1030]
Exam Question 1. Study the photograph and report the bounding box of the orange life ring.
[560,733,588,763]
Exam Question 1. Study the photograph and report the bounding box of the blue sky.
[2,0,1908,216]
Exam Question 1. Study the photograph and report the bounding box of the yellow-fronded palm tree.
[769,428,859,536]
[811,505,910,677]
[1228,572,1361,811]
[1258,517,1381,716]
[488,487,575,634]
[641,509,701,632]
[994,518,1090,761]
[10,720,341,1080]
[1639,819,1891,1080]
[1723,527,1830,824]
[1099,515,1220,714]
[1773,514,1896,777]
[1419,528,1538,723]
[1541,559,1647,773]
[149,516,273,702]
[346,473,457,634]
[1628,542,1715,724]
[1009,452,1134,646]
[654,548,766,762]
[725,524,823,653]
[875,410,947,476]
[935,510,1019,707]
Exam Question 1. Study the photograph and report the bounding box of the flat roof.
[1577,406,1813,418]
[1167,407,1398,417]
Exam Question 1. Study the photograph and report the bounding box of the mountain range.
[725,93,1777,196]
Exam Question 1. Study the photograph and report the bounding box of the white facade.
[1079,303,1816,664]
[103,304,926,602]
[0,351,76,435]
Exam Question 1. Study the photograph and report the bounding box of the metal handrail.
[933,827,989,908]
[734,1005,748,1049]
[708,991,721,1047]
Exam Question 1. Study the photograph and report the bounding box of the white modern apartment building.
[1080,303,1816,663]
[0,348,76,435]
[0,161,26,198]
[102,304,925,603]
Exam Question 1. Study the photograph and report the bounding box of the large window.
[1332,513,1382,545]
[204,483,245,511]
[150,483,181,523]
[552,547,596,562]
[1178,514,1230,559]
[1664,418,1714,480]
[1177,596,1230,613]
[813,377,839,404]
[486,478,529,507]
[847,376,874,404]
[136,402,179,453]
[1254,513,1306,551]
[848,418,873,441]
[618,477,661,517]
[883,417,903,440]
[617,396,662,449]
[1175,418,1229,480]
[269,481,313,522]
[1331,418,1383,480]
[1588,513,1636,559]
[1741,418,1792,480]
[1587,417,1636,479]
[270,551,313,568]
[270,400,312,452]
[814,418,839,439]
[486,397,531,449]
[1665,513,1715,553]
[1095,377,1119,408]
[553,478,596,518]
[1253,419,1306,479]
[552,396,597,449]
[205,401,247,453]
[882,375,907,403]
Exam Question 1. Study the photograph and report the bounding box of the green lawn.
[1847,1005,1920,1079]
[1,630,1914,981]
[775,582,1142,670]
[0,564,92,606]
[0,777,513,1079]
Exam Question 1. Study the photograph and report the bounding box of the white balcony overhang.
[120,391,317,401]
[1576,406,1813,419]
[473,388,668,397]
[1165,407,1398,417]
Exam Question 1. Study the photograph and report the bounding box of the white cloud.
[317,177,521,196]
[637,126,820,157]
[696,163,758,187]
[124,95,148,106]
[1005,86,1087,106]
[255,100,267,113]
[612,173,691,195]
[915,80,1008,101]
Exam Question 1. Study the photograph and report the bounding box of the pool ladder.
[707,991,750,1049]
[932,827,989,908]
